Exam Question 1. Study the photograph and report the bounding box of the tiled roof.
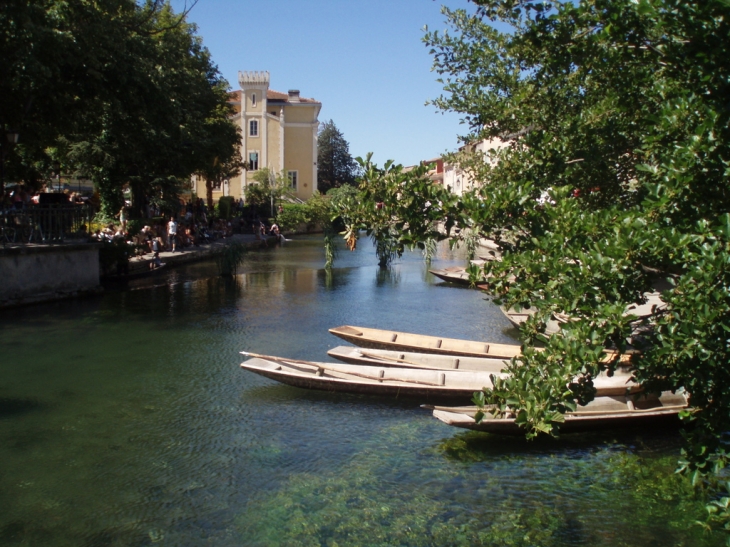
[267,89,319,103]
[228,89,319,103]
[266,89,289,101]
[228,88,319,104]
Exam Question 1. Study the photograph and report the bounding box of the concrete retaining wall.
[0,244,101,308]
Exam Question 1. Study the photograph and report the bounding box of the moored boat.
[327,345,508,372]
[430,391,688,434]
[429,267,479,286]
[240,353,505,403]
[327,346,638,395]
[243,351,640,399]
[328,325,524,359]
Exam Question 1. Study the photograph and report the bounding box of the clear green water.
[0,237,722,546]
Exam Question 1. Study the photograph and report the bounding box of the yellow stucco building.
[194,71,321,203]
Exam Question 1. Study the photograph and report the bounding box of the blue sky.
[172,0,474,167]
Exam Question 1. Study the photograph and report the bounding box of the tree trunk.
[206,179,214,211]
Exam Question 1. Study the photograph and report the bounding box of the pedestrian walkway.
[123,233,278,276]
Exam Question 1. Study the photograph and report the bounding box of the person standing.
[167,216,178,252]
[119,205,128,232]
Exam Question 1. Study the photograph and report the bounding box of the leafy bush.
[98,239,134,276]
[126,219,144,236]
[276,203,312,233]
[218,196,235,220]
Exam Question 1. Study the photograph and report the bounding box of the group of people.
[89,196,288,274]
[2,186,92,211]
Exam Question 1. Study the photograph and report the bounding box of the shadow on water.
[437,426,684,463]
[317,267,355,290]
[0,397,45,419]
[242,382,437,412]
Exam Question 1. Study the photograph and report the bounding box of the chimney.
[288,89,300,103]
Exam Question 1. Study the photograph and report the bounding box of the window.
[249,119,258,137]
[287,170,298,190]
[251,93,256,107]
[248,152,259,171]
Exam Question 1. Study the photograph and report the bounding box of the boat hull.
[327,346,639,396]
[241,357,499,403]
[432,392,687,434]
[429,268,474,285]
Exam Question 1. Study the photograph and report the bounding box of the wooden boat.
[429,267,481,286]
[430,391,688,434]
[240,353,506,403]
[429,259,493,286]
[500,305,563,335]
[329,325,524,360]
[327,345,508,372]
[326,346,639,395]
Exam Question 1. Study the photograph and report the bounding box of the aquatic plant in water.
[323,228,337,270]
[238,422,723,547]
[422,237,437,263]
[217,242,246,276]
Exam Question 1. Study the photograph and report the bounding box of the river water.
[0,236,722,546]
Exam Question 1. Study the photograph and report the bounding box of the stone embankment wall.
[0,244,101,308]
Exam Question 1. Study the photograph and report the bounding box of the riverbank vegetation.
[1,0,240,216]
[334,0,730,534]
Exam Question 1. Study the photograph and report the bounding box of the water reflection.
[374,266,401,287]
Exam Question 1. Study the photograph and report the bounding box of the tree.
[1,0,239,216]
[337,154,456,267]
[337,0,730,531]
[317,120,360,193]
[244,168,292,218]
[197,107,244,211]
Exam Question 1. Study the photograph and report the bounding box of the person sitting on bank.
[150,238,164,270]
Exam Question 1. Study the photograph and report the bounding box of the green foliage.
[323,228,337,270]
[276,194,338,235]
[317,120,360,193]
[218,196,235,220]
[422,0,730,452]
[240,420,720,546]
[0,0,240,215]
[327,0,730,534]
[276,203,310,233]
[216,242,246,277]
[125,219,144,237]
[421,237,438,262]
[98,238,134,276]
[336,153,459,267]
[245,168,293,218]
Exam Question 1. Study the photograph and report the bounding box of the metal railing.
[1,204,95,246]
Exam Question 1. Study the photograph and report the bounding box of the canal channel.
[0,236,721,546]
